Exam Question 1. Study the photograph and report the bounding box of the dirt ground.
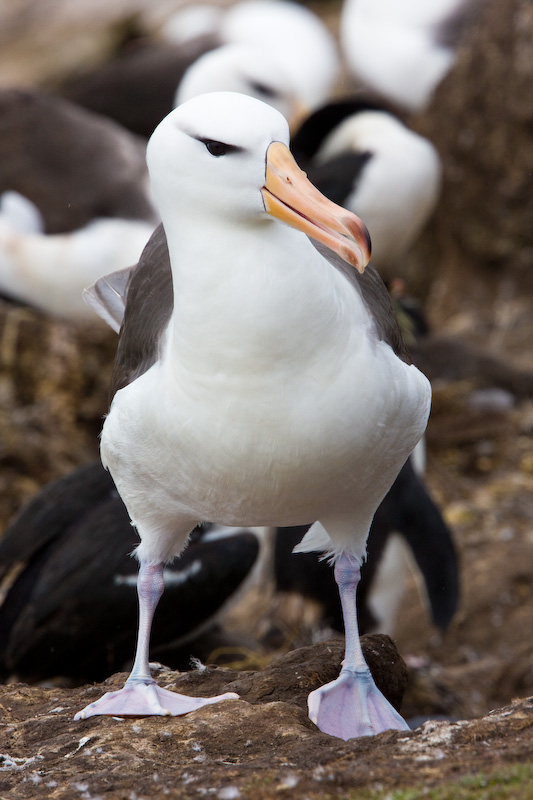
[0,655,531,800]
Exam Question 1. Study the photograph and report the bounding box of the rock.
[413,0,533,335]
[0,298,115,528]
[166,635,408,713]
[0,0,170,89]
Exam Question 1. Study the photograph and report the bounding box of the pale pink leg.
[75,562,238,719]
[308,552,409,739]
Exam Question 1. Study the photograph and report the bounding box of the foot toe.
[75,681,238,719]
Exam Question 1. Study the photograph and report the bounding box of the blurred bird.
[340,0,488,112]
[211,0,340,110]
[0,88,156,321]
[164,0,340,111]
[174,44,308,130]
[291,98,441,281]
[0,461,261,683]
[60,0,340,137]
[0,88,154,233]
[75,92,430,740]
[0,195,154,321]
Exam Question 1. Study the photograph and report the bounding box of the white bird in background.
[76,92,431,740]
[164,0,341,110]
[61,0,340,141]
[291,98,442,281]
[219,0,341,109]
[175,44,308,130]
[0,194,154,320]
[0,88,157,321]
[340,0,487,112]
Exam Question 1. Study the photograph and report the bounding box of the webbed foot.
[75,679,238,719]
[308,666,410,740]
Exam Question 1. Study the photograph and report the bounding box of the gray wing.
[109,223,173,400]
[310,239,411,364]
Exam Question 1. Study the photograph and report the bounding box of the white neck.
[161,214,369,381]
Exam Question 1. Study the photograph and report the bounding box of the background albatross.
[76,91,431,740]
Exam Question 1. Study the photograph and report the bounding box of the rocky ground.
[0,0,532,797]
[0,642,531,800]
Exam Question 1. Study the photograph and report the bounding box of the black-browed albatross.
[76,91,431,739]
[290,97,442,281]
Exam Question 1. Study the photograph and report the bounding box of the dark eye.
[248,81,277,100]
[197,137,244,157]
[205,140,229,157]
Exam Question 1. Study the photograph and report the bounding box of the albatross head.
[175,45,308,133]
[147,91,371,272]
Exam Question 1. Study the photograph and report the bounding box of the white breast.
[102,261,429,536]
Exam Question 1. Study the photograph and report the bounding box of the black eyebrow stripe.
[193,135,245,154]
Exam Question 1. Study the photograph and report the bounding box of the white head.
[175,45,302,128]
[147,92,290,223]
[221,0,340,107]
[147,92,370,271]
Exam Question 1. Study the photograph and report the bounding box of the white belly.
[101,335,430,541]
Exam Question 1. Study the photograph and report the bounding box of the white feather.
[0,217,153,321]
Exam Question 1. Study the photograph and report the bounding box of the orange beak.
[261,141,371,273]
